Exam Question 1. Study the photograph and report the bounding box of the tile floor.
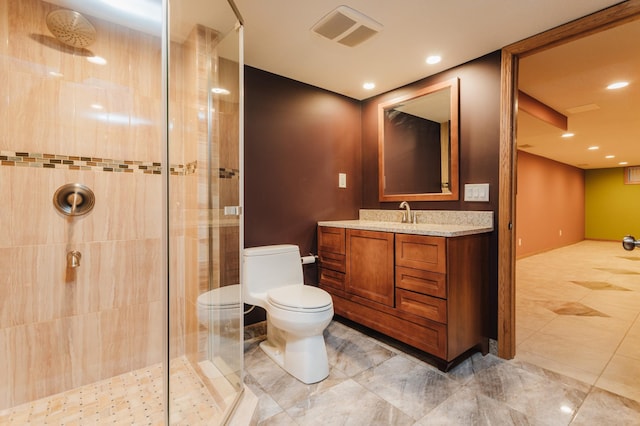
[3,240,639,425]
[515,240,640,402]
[245,318,640,425]
[0,357,225,425]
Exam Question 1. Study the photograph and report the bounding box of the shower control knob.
[622,235,639,251]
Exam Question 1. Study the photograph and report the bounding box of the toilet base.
[260,333,329,384]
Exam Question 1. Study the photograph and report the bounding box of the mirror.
[378,78,459,201]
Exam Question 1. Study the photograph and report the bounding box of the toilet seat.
[267,285,332,313]
[197,284,241,311]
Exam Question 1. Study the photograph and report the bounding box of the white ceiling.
[517,18,640,169]
[234,0,624,100]
[235,0,638,170]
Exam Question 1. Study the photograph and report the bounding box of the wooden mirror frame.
[378,78,459,202]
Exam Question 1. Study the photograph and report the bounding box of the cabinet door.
[346,229,395,307]
[396,234,446,273]
[318,226,345,254]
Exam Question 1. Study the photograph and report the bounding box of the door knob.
[622,235,639,251]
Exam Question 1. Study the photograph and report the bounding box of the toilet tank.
[243,244,303,307]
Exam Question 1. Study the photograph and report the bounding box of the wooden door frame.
[498,0,640,359]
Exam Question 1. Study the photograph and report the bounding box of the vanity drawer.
[395,234,446,274]
[396,266,446,298]
[319,251,346,273]
[319,267,345,291]
[318,226,345,255]
[396,289,447,324]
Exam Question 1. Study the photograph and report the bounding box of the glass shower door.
[167,0,244,423]
[0,0,244,423]
[0,0,167,422]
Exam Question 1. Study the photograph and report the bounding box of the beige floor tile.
[596,354,640,402]
[0,357,227,424]
[516,240,640,403]
[517,331,613,376]
[515,325,537,347]
[514,347,599,384]
[579,291,640,316]
[515,302,557,331]
[537,315,630,351]
[627,319,640,339]
[616,333,640,361]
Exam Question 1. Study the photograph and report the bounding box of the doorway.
[497,0,640,359]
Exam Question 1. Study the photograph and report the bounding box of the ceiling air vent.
[624,166,640,184]
[311,6,382,47]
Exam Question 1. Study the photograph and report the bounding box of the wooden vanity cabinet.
[346,229,395,307]
[318,225,488,370]
[395,233,487,363]
[318,226,346,291]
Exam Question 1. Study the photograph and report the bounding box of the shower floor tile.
[0,357,223,425]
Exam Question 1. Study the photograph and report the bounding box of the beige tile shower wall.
[0,0,163,410]
[181,26,202,367]
[1,0,162,162]
[169,41,187,361]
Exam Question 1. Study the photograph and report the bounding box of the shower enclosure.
[0,0,244,423]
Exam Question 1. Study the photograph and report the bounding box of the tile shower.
[0,0,244,423]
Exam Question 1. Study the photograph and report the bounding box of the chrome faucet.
[399,201,414,223]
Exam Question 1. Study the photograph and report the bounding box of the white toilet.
[243,244,334,384]
[197,284,241,360]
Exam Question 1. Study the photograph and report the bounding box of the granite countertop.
[318,210,494,237]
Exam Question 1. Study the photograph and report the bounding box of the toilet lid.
[267,285,332,312]
[197,284,241,309]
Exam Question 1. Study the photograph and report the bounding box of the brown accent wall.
[244,52,501,334]
[516,151,585,258]
[244,66,362,323]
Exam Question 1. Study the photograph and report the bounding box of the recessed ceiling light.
[211,87,230,95]
[426,55,441,65]
[560,405,574,415]
[363,82,375,90]
[588,146,599,150]
[607,81,629,90]
[87,56,107,65]
[619,161,628,165]
[605,155,615,159]
[561,132,574,138]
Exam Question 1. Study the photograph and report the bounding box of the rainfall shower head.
[46,9,96,48]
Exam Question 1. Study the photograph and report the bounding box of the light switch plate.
[464,183,489,202]
[338,173,347,188]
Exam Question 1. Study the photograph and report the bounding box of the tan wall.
[516,151,585,258]
[0,0,163,409]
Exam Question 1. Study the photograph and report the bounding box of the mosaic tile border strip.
[0,151,239,179]
[171,160,197,176]
[219,167,240,179]
[1,150,163,174]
